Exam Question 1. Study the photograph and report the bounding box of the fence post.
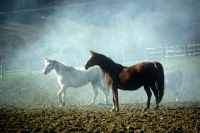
[194,41,196,56]
[74,57,79,68]
[166,44,168,59]
[0,61,3,79]
[122,50,125,64]
[144,47,147,61]
[162,44,164,59]
[184,44,187,59]
[28,59,31,75]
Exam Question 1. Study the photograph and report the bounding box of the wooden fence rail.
[0,57,90,79]
[1,43,200,79]
[0,59,43,79]
[0,61,3,79]
[144,43,200,60]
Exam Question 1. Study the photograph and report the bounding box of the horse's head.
[85,50,98,70]
[43,58,54,75]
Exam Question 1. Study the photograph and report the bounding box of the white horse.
[165,69,182,101]
[43,58,109,106]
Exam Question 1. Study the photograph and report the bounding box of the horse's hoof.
[143,107,150,112]
[60,102,66,107]
[88,103,94,106]
[154,106,159,110]
[110,108,119,112]
[143,108,148,112]
[110,108,115,112]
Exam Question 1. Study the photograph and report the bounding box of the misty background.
[0,0,200,67]
[0,0,200,106]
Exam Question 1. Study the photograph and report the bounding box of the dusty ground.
[1,58,200,132]
[0,102,200,132]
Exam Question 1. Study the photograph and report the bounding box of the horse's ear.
[90,50,94,55]
[46,58,51,61]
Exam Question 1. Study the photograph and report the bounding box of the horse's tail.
[155,62,165,103]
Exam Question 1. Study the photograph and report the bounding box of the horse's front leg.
[110,86,119,112]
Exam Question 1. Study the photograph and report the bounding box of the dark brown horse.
[85,50,165,112]
[165,70,182,101]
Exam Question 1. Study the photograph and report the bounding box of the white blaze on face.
[44,60,52,74]
[87,55,92,62]
[45,61,50,68]
[85,55,92,69]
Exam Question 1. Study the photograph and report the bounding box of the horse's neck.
[53,61,65,75]
[110,63,124,74]
[53,61,74,76]
[102,60,124,75]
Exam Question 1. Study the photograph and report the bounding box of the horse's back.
[118,62,159,89]
[129,62,158,81]
[87,65,103,81]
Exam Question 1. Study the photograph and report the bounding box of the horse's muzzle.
[43,70,47,75]
[84,65,88,70]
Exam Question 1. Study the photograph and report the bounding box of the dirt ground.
[0,59,200,133]
[0,102,200,132]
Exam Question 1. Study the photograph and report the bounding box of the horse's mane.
[95,52,115,64]
[94,52,125,72]
[54,60,75,72]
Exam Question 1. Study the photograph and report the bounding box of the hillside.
[0,0,200,62]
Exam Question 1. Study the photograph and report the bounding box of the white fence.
[1,43,200,79]
[0,59,42,79]
[144,43,200,60]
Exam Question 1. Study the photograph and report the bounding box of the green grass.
[1,70,43,79]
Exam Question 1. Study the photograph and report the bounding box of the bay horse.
[165,70,182,101]
[43,58,109,106]
[85,50,165,112]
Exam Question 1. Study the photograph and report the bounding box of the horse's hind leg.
[150,84,159,110]
[175,84,181,101]
[174,90,179,101]
[57,85,67,106]
[57,89,62,105]
[62,88,67,106]
[144,85,152,111]
[175,92,179,101]
[89,82,98,105]
[98,80,108,104]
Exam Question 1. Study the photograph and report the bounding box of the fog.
[1,0,199,66]
[35,0,198,66]
[1,0,200,105]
